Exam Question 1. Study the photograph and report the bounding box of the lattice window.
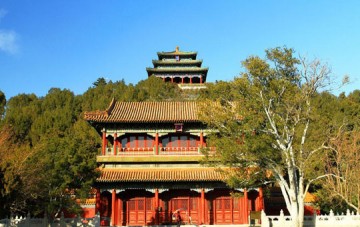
[224,199,231,210]
[138,199,144,210]
[216,200,222,210]
[173,198,188,210]
[129,200,136,211]
[233,198,239,210]
[146,198,153,211]
[190,197,198,210]
[181,199,188,209]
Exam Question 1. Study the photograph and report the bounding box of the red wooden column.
[155,189,159,224]
[201,189,205,224]
[162,77,165,82]
[111,190,116,226]
[113,133,117,155]
[190,77,193,84]
[102,131,106,155]
[155,133,159,155]
[231,196,234,224]
[258,187,264,211]
[171,77,174,83]
[95,188,101,214]
[181,77,184,84]
[117,197,122,226]
[200,76,203,84]
[199,132,204,148]
[244,189,249,224]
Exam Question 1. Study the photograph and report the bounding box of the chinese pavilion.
[84,48,264,226]
[146,47,208,89]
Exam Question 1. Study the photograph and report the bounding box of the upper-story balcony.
[97,146,216,163]
[100,146,215,157]
[97,132,214,163]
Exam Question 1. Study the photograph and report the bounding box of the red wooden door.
[171,197,199,225]
[128,198,146,226]
[127,197,154,226]
[189,197,199,224]
[214,197,232,224]
[171,198,189,224]
[145,197,154,225]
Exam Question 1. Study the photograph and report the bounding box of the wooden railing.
[159,147,200,155]
[105,147,154,156]
[102,147,215,156]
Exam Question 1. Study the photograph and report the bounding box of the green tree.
[339,90,360,129]
[200,47,333,227]
[3,93,40,144]
[315,91,360,214]
[0,88,100,218]
[0,75,186,217]
[81,78,128,111]
[0,90,5,120]
[92,77,107,87]
[27,122,99,217]
[134,76,181,101]
[323,128,360,213]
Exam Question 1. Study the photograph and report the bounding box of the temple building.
[146,47,208,89]
[84,48,264,226]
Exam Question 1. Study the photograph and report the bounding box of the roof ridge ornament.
[105,97,116,116]
[175,46,179,52]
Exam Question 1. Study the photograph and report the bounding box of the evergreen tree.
[0,77,185,217]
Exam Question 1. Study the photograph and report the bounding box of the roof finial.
[175,46,179,52]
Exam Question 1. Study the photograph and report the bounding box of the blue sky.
[0,1,359,99]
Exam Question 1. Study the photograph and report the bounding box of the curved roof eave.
[84,101,202,124]
[146,67,209,73]
[152,60,203,66]
[157,51,197,56]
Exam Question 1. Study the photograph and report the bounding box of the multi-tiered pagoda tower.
[84,48,264,226]
[146,47,208,89]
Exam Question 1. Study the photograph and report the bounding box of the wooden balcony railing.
[159,147,200,155]
[101,147,215,156]
[105,147,154,156]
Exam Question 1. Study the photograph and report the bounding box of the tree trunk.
[298,176,305,227]
[298,194,304,226]
[290,199,300,227]
[285,173,305,227]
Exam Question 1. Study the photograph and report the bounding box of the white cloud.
[0,30,19,54]
[0,9,19,55]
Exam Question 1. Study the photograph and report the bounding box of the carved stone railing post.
[261,210,268,227]
[279,209,285,226]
